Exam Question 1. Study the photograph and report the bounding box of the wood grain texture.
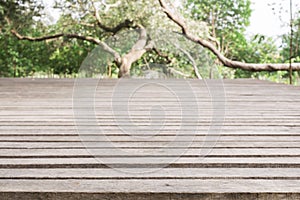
[0,78,299,199]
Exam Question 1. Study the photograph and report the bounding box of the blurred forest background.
[0,0,299,84]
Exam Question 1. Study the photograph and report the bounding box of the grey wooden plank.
[0,135,299,142]
[1,121,300,126]
[1,116,300,120]
[0,179,299,193]
[0,168,299,178]
[0,126,299,131]
[0,141,299,148]
[2,191,300,200]
[0,148,299,157]
[0,157,299,165]
[1,132,299,136]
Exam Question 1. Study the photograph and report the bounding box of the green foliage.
[281,17,300,62]
[280,16,300,84]
[0,32,48,77]
[0,0,43,31]
[187,0,251,56]
[188,0,251,30]
[0,18,94,77]
[186,0,256,79]
[232,35,281,79]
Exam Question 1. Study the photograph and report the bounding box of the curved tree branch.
[10,29,121,63]
[10,24,153,78]
[98,19,133,35]
[92,1,133,34]
[158,0,300,71]
[176,45,202,79]
[131,26,148,51]
[168,67,191,78]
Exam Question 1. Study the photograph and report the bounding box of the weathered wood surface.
[0,78,300,199]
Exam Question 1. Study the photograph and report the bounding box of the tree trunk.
[118,58,131,78]
[117,27,154,78]
[117,48,149,78]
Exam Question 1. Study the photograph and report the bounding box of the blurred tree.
[3,0,300,79]
[6,0,176,78]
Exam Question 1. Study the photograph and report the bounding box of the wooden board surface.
[0,78,300,199]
